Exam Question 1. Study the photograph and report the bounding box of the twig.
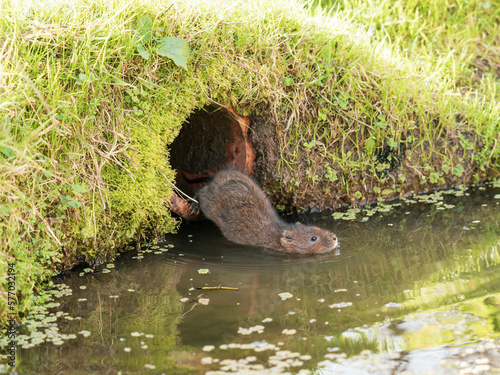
[197,284,239,291]
[158,169,198,204]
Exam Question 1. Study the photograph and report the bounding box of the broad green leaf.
[387,139,398,148]
[0,145,14,158]
[364,138,376,150]
[156,37,190,70]
[283,77,294,86]
[67,200,81,208]
[76,73,93,86]
[137,45,150,60]
[72,184,89,195]
[135,16,152,44]
[381,189,393,196]
[452,164,464,177]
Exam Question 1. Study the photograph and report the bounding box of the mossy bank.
[1,0,499,326]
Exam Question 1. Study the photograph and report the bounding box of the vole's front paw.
[189,201,201,217]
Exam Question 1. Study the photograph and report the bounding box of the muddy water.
[12,184,500,374]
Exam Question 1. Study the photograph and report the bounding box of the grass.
[0,0,499,328]
[318,0,500,97]
[308,0,500,188]
[270,0,499,208]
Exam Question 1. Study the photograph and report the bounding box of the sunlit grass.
[316,0,500,98]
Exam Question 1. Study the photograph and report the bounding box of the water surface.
[9,183,500,374]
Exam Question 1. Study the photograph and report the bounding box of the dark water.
[5,183,500,374]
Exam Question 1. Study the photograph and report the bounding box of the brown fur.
[198,170,337,254]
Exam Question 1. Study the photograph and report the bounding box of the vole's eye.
[311,236,317,242]
[286,235,293,240]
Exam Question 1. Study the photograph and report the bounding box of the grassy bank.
[318,0,500,99]
[267,0,499,208]
[1,0,499,327]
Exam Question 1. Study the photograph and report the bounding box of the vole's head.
[279,223,338,254]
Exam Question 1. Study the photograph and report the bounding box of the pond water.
[6,183,500,374]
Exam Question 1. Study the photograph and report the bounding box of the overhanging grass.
[0,0,499,327]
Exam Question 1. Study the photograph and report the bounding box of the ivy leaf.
[156,37,190,70]
[137,45,150,60]
[135,16,153,44]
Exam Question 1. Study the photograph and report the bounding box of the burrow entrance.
[169,105,255,219]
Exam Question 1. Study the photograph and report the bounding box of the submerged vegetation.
[0,0,499,326]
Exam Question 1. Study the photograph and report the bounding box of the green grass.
[0,0,499,327]
[316,0,500,98]
[272,0,499,207]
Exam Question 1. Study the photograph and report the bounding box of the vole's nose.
[328,233,338,249]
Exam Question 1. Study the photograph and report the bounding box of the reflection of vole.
[198,169,337,254]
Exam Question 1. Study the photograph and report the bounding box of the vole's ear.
[280,230,293,246]
[296,222,304,227]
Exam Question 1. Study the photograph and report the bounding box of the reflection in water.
[12,184,500,374]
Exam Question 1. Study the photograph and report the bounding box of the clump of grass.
[0,0,499,328]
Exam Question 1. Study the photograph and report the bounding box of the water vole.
[198,169,337,254]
